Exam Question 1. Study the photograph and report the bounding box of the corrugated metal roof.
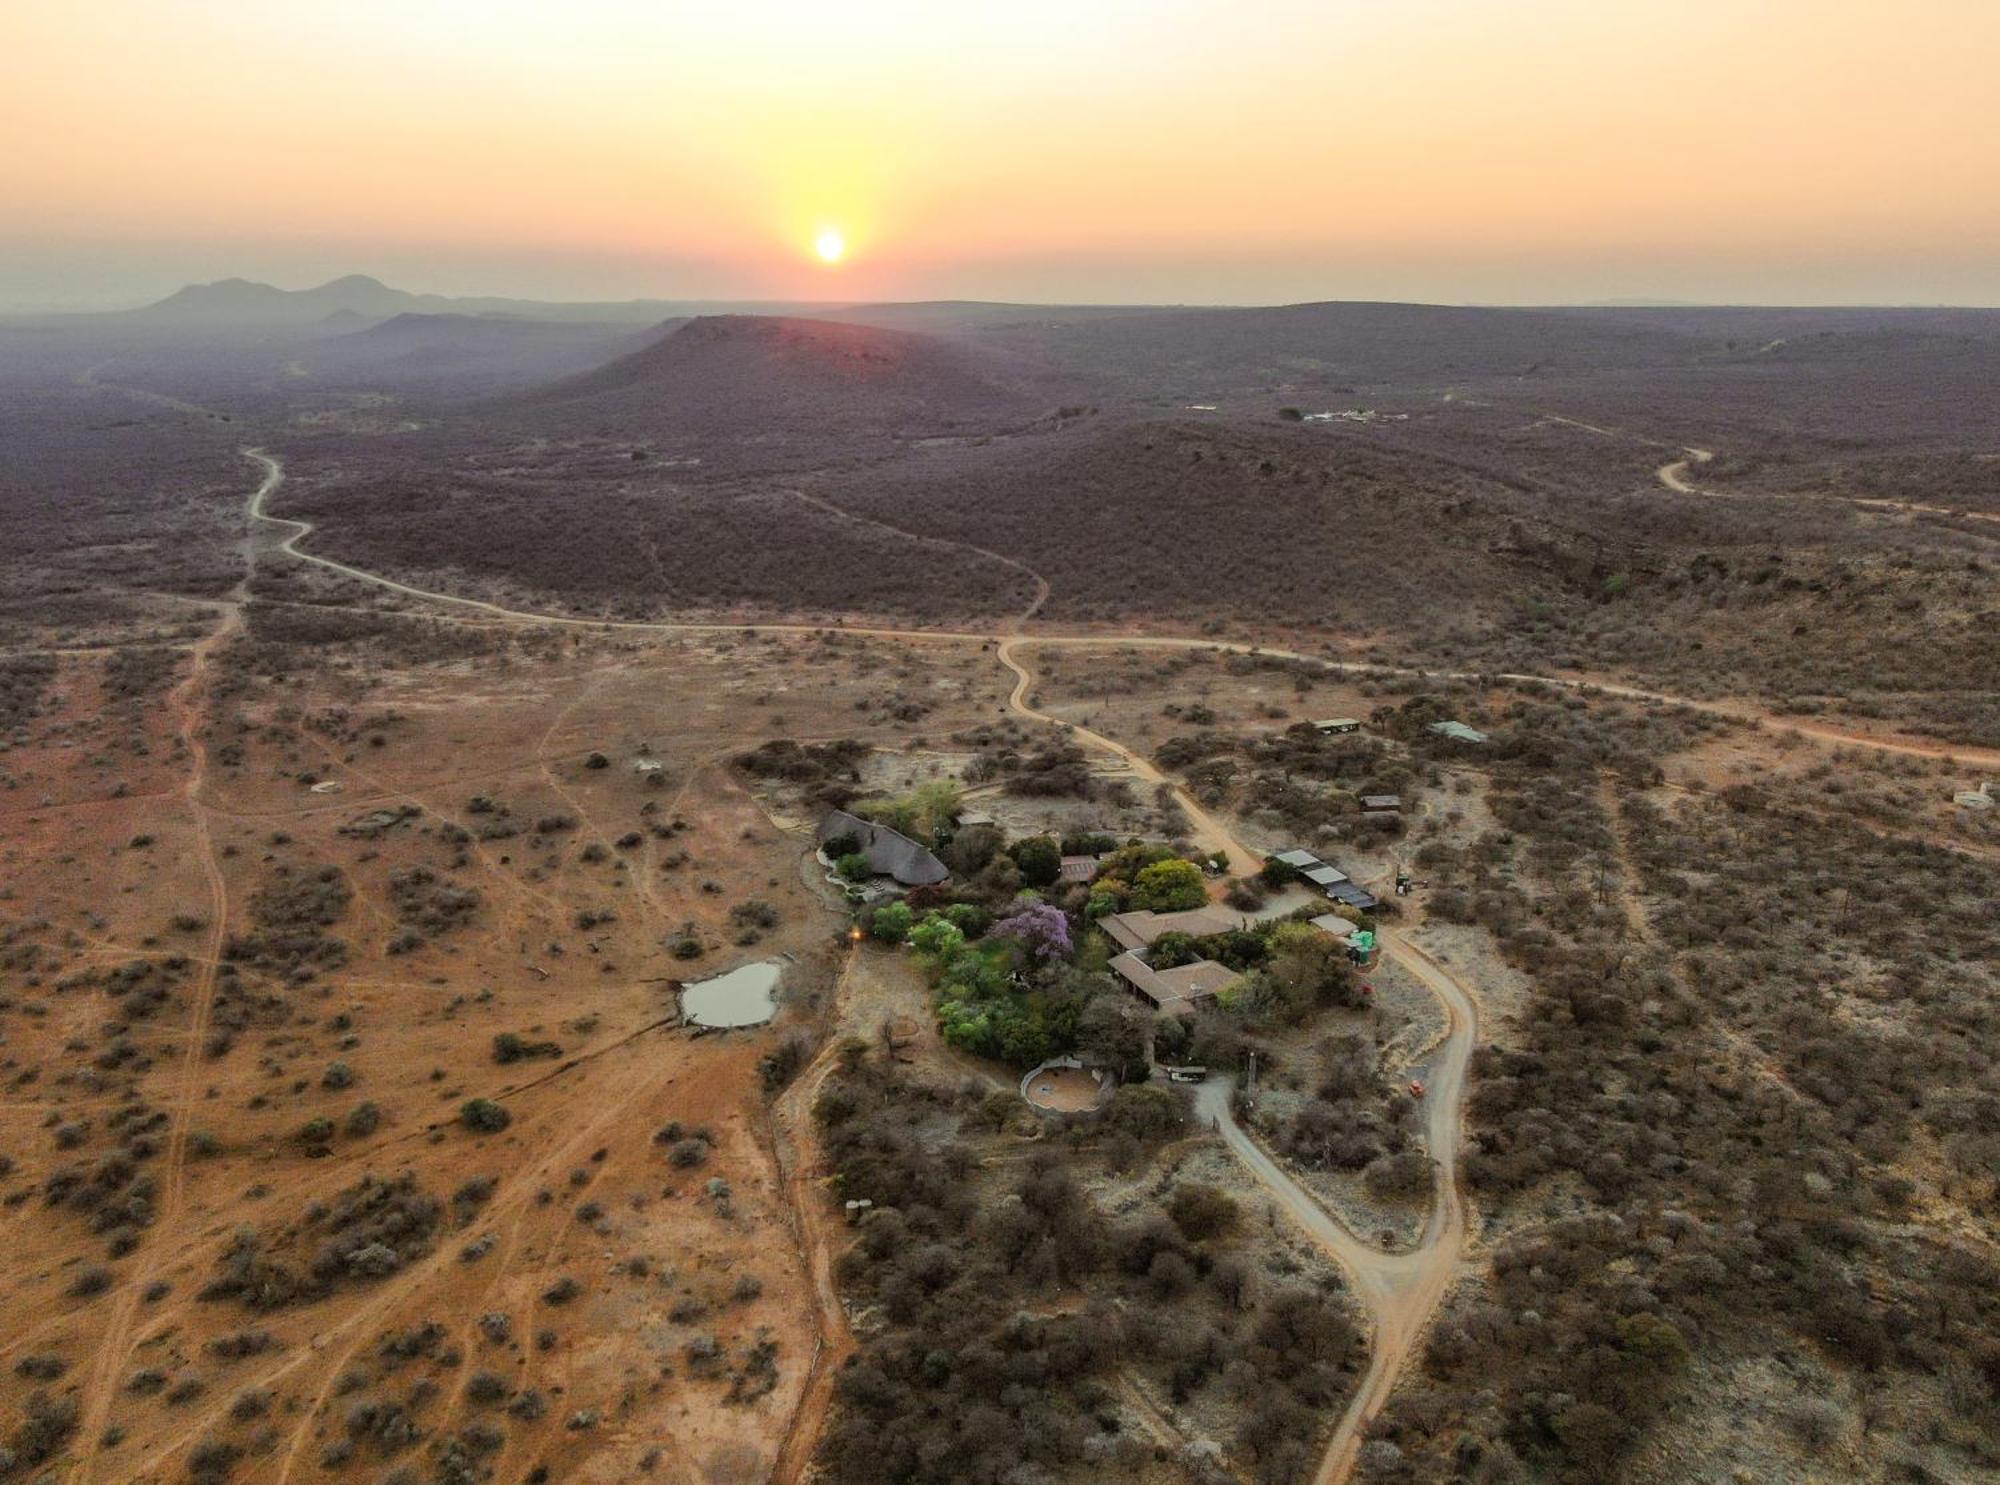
[1429,720,1488,743]
[1324,882,1380,910]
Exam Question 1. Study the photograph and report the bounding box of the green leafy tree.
[908,913,965,960]
[1260,856,1301,886]
[1010,835,1062,888]
[836,852,873,882]
[1260,921,1357,1020]
[870,901,913,943]
[1131,858,1206,912]
[1099,841,1178,885]
[944,902,991,936]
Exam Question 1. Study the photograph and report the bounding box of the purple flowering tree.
[990,901,1074,963]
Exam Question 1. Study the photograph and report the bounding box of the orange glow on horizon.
[2,1,1998,307]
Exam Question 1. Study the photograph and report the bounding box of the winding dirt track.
[1000,629,1481,1477]
[1190,937,1477,1482]
[227,447,1995,1482]
[244,450,2000,773]
[1660,442,2000,528]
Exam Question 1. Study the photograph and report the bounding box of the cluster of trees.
[385,865,480,951]
[1079,841,1209,916]
[910,909,1088,1067]
[226,863,353,981]
[848,780,961,846]
[821,417,1550,633]
[201,1171,444,1310]
[1264,1032,1418,1189]
[1370,698,2000,1480]
[0,654,56,735]
[230,599,511,684]
[735,737,871,811]
[814,1051,1364,1484]
[1161,722,1417,847]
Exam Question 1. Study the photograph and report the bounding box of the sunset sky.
[3,0,1997,309]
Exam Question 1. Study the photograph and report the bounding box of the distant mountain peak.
[130,272,417,324]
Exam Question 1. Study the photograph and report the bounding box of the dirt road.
[997,637,1259,873]
[1658,442,2000,528]
[243,450,2000,771]
[1001,636,1479,1482]
[766,1022,856,1485]
[1655,446,1714,495]
[1178,922,1476,1476]
[67,460,259,1483]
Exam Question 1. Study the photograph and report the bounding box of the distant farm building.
[1361,794,1402,814]
[1955,782,1993,810]
[1429,720,1488,744]
[1314,718,1362,735]
[957,809,998,828]
[816,809,949,887]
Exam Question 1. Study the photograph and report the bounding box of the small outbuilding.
[1429,720,1488,744]
[1058,854,1101,884]
[1276,846,1380,911]
[1314,718,1362,735]
[1360,794,1402,814]
[1309,912,1359,941]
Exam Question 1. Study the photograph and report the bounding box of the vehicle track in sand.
[65,469,255,1484]
[765,946,862,1485]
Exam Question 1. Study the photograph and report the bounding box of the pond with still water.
[680,960,782,1028]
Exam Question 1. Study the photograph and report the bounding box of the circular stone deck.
[1022,1063,1111,1113]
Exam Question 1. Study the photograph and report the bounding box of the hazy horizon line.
[5,271,1998,320]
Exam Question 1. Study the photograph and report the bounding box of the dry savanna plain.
[1,289,1997,1485]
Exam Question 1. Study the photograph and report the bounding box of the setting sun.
[814,228,847,265]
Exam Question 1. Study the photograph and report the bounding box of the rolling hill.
[297,312,649,395]
[503,314,1058,442]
